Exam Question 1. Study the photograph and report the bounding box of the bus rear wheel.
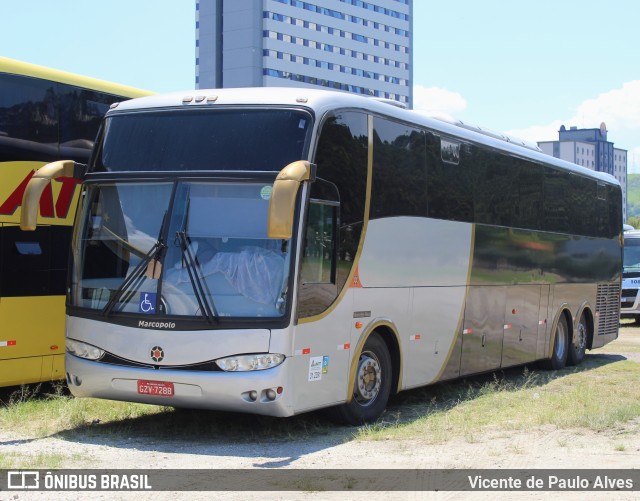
[567,314,588,366]
[541,314,569,370]
[332,332,392,425]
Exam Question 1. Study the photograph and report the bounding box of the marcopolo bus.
[0,57,151,387]
[21,88,622,423]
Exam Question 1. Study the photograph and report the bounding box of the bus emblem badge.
[150,346,164,362]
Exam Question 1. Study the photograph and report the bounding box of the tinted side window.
[568,174,595,237]
[516,160,543,231]
[473,147,515,227]
[0,225,56,296]
[544,168,570,233]
[426,133,473,222]
[0,73,59,162]
[371,117,426,219]
[59,85,117,163]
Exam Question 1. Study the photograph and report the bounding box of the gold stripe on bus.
[434,223,476,383]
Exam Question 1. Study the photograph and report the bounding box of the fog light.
[266,389,277,401]
[249,390,258,401]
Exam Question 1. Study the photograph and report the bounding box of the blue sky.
[3,0,640,171]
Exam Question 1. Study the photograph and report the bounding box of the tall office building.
[196,0,413,107]
[538,123,628,221]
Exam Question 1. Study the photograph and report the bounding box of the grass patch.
[0,382,167,438]
[356,359,640,443]
[2,332,639,449]
[0,451,72,469]
[0,381,340,444]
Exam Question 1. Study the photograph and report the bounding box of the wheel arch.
[547,305,574,360]
[575,302,595,350]
[346,319,402,403]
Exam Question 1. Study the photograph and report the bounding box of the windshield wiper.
[174,192,217,323]
[102,211,168,316]
[176,230,217,324]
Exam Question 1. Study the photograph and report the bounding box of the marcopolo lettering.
[138,320,176,329]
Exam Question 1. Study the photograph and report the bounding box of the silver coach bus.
[21,88,622,424]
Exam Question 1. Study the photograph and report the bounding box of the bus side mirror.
[20,160,86,231]
[268,160,315,239]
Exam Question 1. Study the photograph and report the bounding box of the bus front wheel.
[332,332,392,425]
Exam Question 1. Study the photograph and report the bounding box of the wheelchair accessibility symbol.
[139,292,157,314]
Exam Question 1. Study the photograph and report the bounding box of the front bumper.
[65,353,294,417]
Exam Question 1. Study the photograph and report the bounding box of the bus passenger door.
[292,198,348,413]
[460,286,505,375]
[502,285,542,367]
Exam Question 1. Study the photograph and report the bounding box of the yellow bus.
[0,57,151,387]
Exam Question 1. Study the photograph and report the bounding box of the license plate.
[137,380,174,397]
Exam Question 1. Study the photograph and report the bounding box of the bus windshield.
[624,237,640,271]
[72,180,291,320]
[91,109,312,172]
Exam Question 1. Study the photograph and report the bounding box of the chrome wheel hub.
[355,352,382,406]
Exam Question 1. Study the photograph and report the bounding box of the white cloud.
[412,84,467,117]
[575,81,640,131]
[628,147,640,174]
[506,81,640,172]
[411,81,640,173]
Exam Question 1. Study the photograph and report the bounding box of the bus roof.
[0,56,152,98]
[110,87,620,187]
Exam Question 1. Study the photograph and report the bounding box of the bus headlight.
[66,339,105,361]
[215,353,285,372]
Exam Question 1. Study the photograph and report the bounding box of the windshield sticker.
[298,119,307,129]
[139,292,156,314]
[308,356,323,382]
[260,186,272,200]
[322,356,329,374]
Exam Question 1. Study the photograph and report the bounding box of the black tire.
[331,332,392,425]
[567,314,588,366]
[540,314,569,370]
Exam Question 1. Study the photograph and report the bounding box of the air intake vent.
[596,283,621,337]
